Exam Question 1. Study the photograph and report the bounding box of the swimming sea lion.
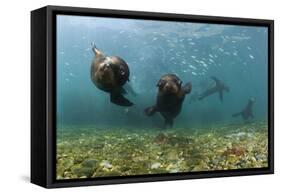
[198,76,229,102]
[144,74,192,128]
[232,98,255,121]
[90,42,133,106]
[189,91,200,104]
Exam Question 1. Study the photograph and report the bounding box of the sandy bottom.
[56,121,268,180]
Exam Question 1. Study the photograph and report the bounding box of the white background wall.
[0,0,279,193]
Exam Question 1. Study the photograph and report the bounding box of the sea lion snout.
[162,82,179,94]
[100,63,111,72]
[158,78,180,95]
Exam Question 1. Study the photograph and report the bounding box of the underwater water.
[56,15,268,180]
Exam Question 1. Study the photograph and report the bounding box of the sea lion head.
[157,74,182,95]
[110,56,130,85]
[95,57,115,85]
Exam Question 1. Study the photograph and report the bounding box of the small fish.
[189,65,197,70]
[191,72,197,75]
[249,55,255,59]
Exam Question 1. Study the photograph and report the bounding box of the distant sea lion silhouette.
[232,98,255,121]
[198,76,229,102]
[90,42,133,106]
[144,74,192,128]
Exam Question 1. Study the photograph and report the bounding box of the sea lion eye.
[157,80,164,87]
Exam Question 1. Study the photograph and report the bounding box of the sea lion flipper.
[219,90,223,102]
[110,92,133,106]
[119,87,127,95]
[183,82,192,94]
[144,106,158,116]
[164,118,173,128]
[91,42,104,58]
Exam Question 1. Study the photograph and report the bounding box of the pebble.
[151,162,161,169]
[100,160,113,169]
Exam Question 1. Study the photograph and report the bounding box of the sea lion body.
[232,98,255,121]
[144,74,192,128]
[90,43,133,106]
[198,76,229,102]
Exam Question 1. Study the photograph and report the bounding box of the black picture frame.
[31,5,274,188]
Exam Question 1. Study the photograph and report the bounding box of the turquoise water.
[56,15,268,179]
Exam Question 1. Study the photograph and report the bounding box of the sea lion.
[144,74,192,128]
[189,91,200,104]
[198,76,229,102]
[90,42,133,106]
[232,98,255,121]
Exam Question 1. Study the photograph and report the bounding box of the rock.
[81,159,98,168]
[223,146,246,157]
[132,155,149,162]
[100,160,113,169]
[151,162,161,169]
[154,133,169,145]
[63,160,74,170]
[169,168,180,173]
[166,150,179,161]
[72,166,93,177]
[250,156,257,163]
